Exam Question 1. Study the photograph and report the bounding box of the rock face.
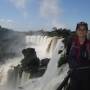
[20,48,51,78]
[40,58,50,67]
[21,48,40,73]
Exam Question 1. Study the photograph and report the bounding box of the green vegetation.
[47,28,71,37]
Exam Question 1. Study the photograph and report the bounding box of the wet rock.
[40,58,50,67]
[21,48,40,73]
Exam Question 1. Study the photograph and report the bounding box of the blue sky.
[0,0,90,31]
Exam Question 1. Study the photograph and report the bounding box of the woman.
[66,22,90,90]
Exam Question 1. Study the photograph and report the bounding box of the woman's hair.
[76,21,88,31]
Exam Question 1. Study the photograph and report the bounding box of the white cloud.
[6,0,65,30]
[0,19,31,31]
[0,19,16,29]
[9,0,28,17]
[0,19,14,23]
[10,0,27,9]
[0,19,16,31]
[52,19,66,28]
[40,0,59,17]
[40,0,64,28]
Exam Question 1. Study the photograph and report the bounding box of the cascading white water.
[18,35,64,88]
[0,57,22,90]
[25,35,59,59]
[19,37,69,90]
[0,35,69,90]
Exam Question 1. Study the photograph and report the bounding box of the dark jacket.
[66,37,90,90]
[66,37,90,69]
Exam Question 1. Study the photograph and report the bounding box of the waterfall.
[0,35,69,90]
[25,35,61,59]
[19,37,69,90]
[0,57,22,90]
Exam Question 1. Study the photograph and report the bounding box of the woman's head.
[76,22,88,38]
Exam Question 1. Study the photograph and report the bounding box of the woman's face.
[76,25,87,38]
